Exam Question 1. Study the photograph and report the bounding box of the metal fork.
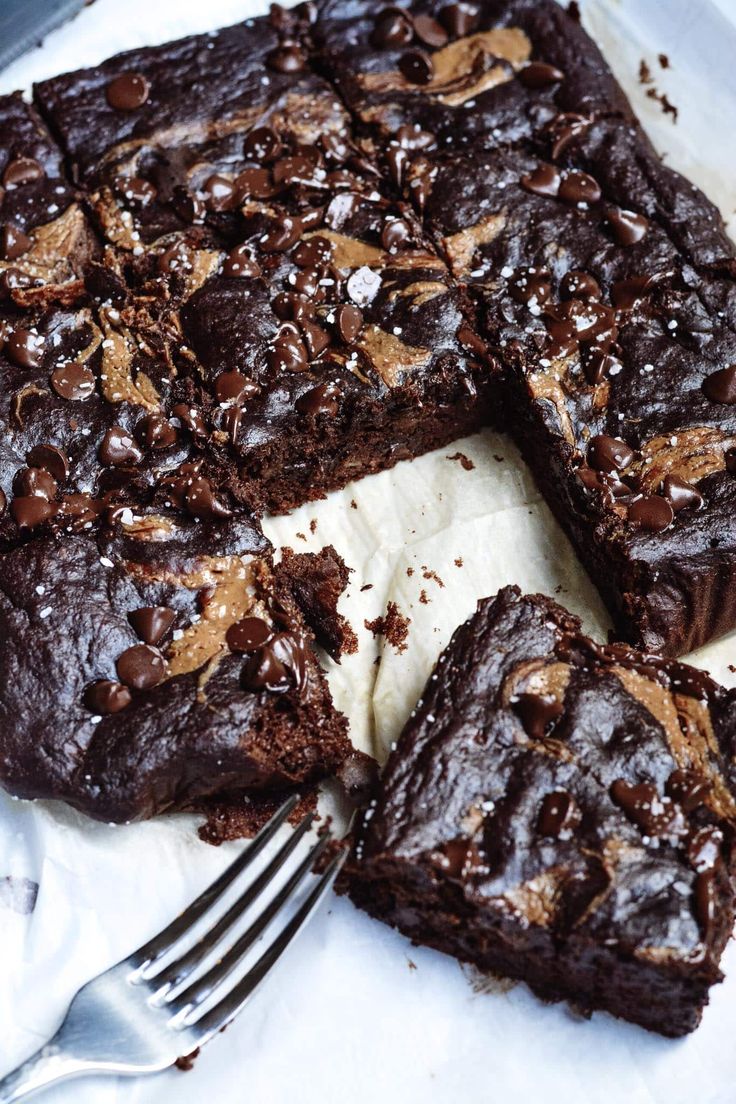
[0,796,345,1102]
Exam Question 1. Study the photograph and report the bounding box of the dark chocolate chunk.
[106,72,150,111]
[128,606,176,646]
[662,475,704,513]
[627,495,674,532]
[116,643,166,690]
[226,615,273,653]
[588,435,635,473]
[99,426,144,466]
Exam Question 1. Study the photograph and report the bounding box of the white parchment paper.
[2,2,736,1101]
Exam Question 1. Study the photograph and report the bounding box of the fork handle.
[0,1044,89,1103]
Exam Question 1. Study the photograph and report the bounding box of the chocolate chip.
[627,494,674,532]
[0,223,32,260]
[386,144,409,189]
[215,369,259,403]
[703,364,736,404]
[0,268,32,299]
[300,319,331,359]
[688,826,723,874]
[2,157,44,188]
[50,362,95,401]
[544,299,617,353]
[560,270,601,301]
[296,380,341,416]
[135,413,178,450]
[584,349,621,385]
[518,61,565,89]
[299,206,325,231]
[83,679,132,714]
[694,870,717,936]
[6,328,43,368]
[520,163,560,198]
[26,444,69,483]
[106,72,150,111]
[439,2,479,37]
[272,154,316,188]
[158,241,194,275]
[508,267,551,307]
[665,768,712,813]
[243,126,282,163]
[293,235,334,268]
[222,245,261,279]
[381,218,412,251]
[259,215,301,253]
[171,186,205,225]
[116,643,166,690]
[512,692,563,739]
[13,466,57,500]
[128,606,176,646]
[268,331,309,373]
[234,167,275,201]
[457,322,488,359]
[185,476,232,519]
[320,133,351,163]
[59,493,99,527]
[171,402,207,438]
[272,291,313,321]
[334,303,364,343]
[241,631,307,693]
[413,13,449,47]
[606,206,649,246]
[662,474,703,513]
[99,425,144,466]
[10,495,56,529]
[588,434,636,473]
[226,616,273,653]
[546,112,591,160]
[399,50,434,85]
[266,44,306,73]
[611,273,662,311]
[610,778,685,837]
[371,8,414,48]
[538,790,580,837]
[202,174,236,212]
[116,175,157,208]
[559,170,601,205]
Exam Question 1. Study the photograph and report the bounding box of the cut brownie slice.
[343,585,736,1036]
[0,508,352,822]
[0,92,96,302]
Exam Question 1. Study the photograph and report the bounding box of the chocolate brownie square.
[0,92,96,300]
[343,586,736,1036]
[0,508,352,822]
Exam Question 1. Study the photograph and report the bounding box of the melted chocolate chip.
[293,235,333,268]
[587,434,636,473]
[0,223,32,260]
[439,2,479,37]
[241,631,307,694]
[518,61,565,89]
[413,13,449,47]
[546,112,591,160]
[399,50,434,85]
[215,369,259,403]
[51,362,96,401]
[0,268,32,299]
[222,245,261,279]
[381,218,412,251]
[135,413,178,450]
[269,331,309,373]
[106,72,150,111]
[300,319,330,359]
[559,170,601,205]
[560,270,601,301]
[372,8,414,48]
[128,606,176,646]
[202,174,236,212]
[610,779,685,837]
[116,176,157,208]
[295,380,341,417]
[171,187,205,225]
[544,299,617,353]
[611,273,664,311]
[688,826,723,873]
[694,870,717,936]
[584,349,621,385]
[2,157,44,187]
[606,206,649,246]
[99,426,144,466]
[185,476,232,519]
[13,466,57,500]
[267,44,307,73]
[627,494,674,532]
[6,328,44,368]
[666,769,712,812]
[334,304,364,343]
[662,474,704,513]
[508,267,551,307]
[243,126,282,163]
[83,679,132,714]
[172,402,207,438]
[0,488,6,516]
[702,364,736,405]
[386,144,409,189]
[116,643,166,690]
[26,444,69,483]
[10,495,56,529]
[259,215,301,253]
[226,616,273,653]
[520,163,560,198]
[512,692,563,740]
[234,167,275,201]
[538,790,581,837]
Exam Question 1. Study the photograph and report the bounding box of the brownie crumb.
[639,59,653,85]
[198,789,318,844]
[419,589,430,604]
[360,583,373,592]
[365,601,411,653]
[447,451,475,471]
[406,566,414,577]
[175,1049,200,1072]
[454,557,464,568]
[658,53,670,69]
[407,958,417,971]
[422,566,445,588]
[309,518,318,533]
[493,455,505,463]
[295,531,307,541]
[646,86,678,121]
[350,499,357,510]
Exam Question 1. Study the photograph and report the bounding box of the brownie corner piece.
[343,585,736,1036]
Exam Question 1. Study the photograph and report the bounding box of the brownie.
[311,0,736,656]
[342,586,736,1036]
[0,92,97,301]
[0,508,352,822]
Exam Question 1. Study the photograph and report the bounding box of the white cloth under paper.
[2,1,736,1101]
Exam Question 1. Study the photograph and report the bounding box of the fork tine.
[182,848,346,1041]
[147,810,316,996]
[131,794,299,971]
[167,831,330,1013]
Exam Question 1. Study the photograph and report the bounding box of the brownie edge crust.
[342,586,736,1036]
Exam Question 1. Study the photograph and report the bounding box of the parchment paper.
[2,2,736,1101]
